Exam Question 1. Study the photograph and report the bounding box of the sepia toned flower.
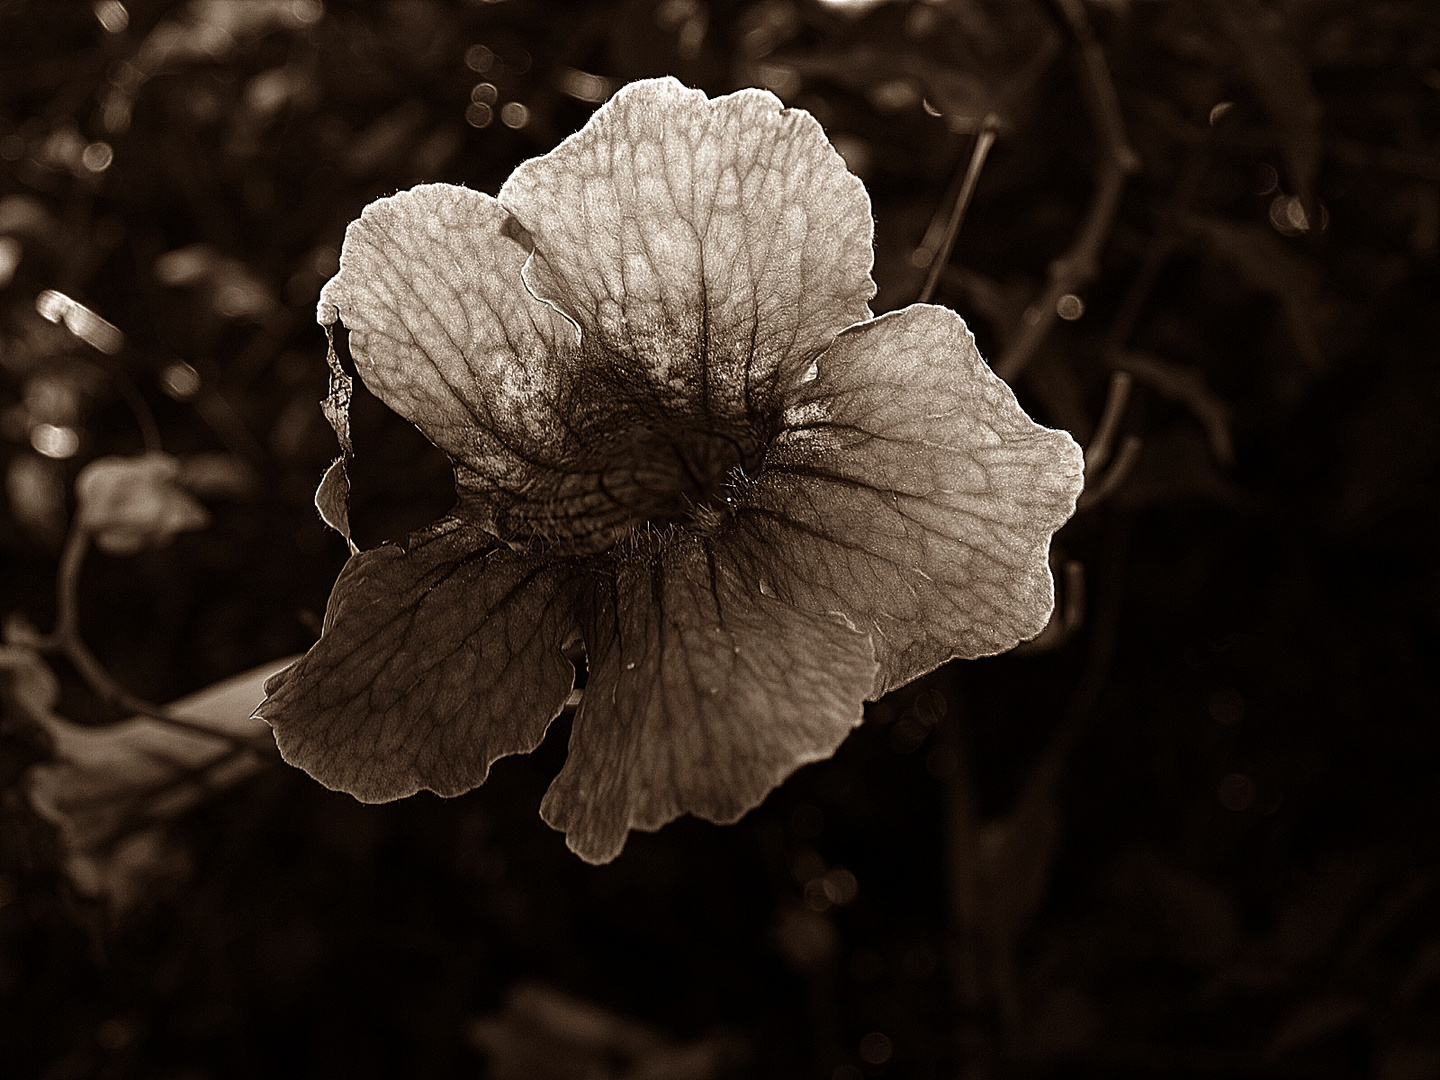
[258,77,1084,863]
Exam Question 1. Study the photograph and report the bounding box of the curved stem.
[995,0,1137,383]
[43,524,274,750]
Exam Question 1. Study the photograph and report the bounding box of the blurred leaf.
[977,784,1060,950]
[75,453,209,556]
[176,452,258,499]
[24,656,297,912]
[1179,212,1326,369]
[776,0,1059,132]
[1203,0,1323,206]
[0,644,61,728]
[468,981,743,1080]
[1265,996,1367,1058]
[1108,849,1242,967]
[5,453,68,544]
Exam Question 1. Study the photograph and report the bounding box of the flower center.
[607,423,761,528]
[496,418,769,554]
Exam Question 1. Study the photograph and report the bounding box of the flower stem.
[917,117,1001,307]
[42,524,274,751]
[995,0,1137,383]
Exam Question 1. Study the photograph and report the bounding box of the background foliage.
[2,0,1437,1077]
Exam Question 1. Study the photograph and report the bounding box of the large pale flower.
[258,78,1084,863]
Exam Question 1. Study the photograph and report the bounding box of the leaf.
[0,644,61,728]
[776,0,1059,133]
[25,656,295,911]
[1203,0,1323,206]
[1266,997,1368,1058]
[468,981,741,1080]
[729,305,1084,693]
[541,535,877,864]
[74,452,210,556]
[258,518,579,803]
[499,76,876,401]
[1179,212,1326,369]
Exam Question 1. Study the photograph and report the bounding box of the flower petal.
[499,77,875,414]
[257,519,579,801]
[542,537,877,864]
[732,305,1085,694]
[316,183,579,502]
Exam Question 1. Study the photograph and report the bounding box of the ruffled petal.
[541,537,878,864]
[257,519,579,801]
[499,77,875,416]
[731,305,1085,694]
[316,183,580,503]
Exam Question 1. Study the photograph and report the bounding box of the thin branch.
[935,682,993,1080]
[1077,434,1142,511]
[917,116,1002,306]
[996,0,1138,382]
[1084,370,1133,479]
[41,526,274,751]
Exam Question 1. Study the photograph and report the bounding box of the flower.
[258,78,1083,863]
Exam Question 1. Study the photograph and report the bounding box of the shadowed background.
[1,1,1437,1077]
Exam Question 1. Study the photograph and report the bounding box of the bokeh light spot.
[1255,163,1279,196]
[289,0,323,26]
[93,0,128,33]
[96,1017,132,1050]
[0,236,20,288]
[1218,772,1256,812]
[81,141,114,173]
[1056,293,1085,320]
[464,45,495,74]
[161,362,201,401]
[859,1031,893,1065]
[560,69,611,105]
[1269,194,1323,236]
[465,103,493,129]
[789,803,823,839]
[1208,687,1246,725]
[31,423,80,459]
[499,102,529,129]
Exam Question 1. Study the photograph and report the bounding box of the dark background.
[2,1,1437,1077]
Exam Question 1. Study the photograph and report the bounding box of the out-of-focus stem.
[918,117,1001,307]
[43,525,274,750]
[996,0,1137,383]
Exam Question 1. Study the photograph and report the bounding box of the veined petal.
[732,305,1085,694]
[257,519,579,801]
[542,537,878,864]
[499,77,875,417]
[317,184,579,500]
